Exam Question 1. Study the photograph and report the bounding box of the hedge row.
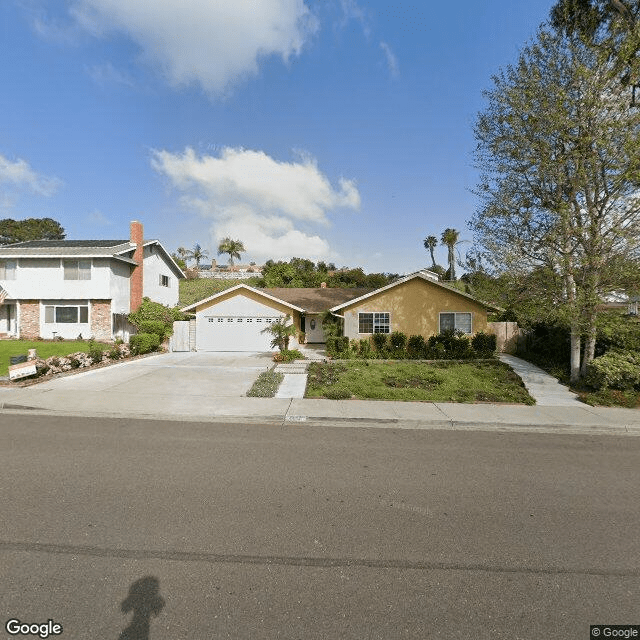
[325,331,497,360]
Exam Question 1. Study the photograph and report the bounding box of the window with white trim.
[63,260,91,280]
[44,305,89,323]
[0,260,16,280]
[439,312,472,334]
[159,274,170,287]
[358,312,390,334]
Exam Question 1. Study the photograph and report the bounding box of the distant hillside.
[179,277,262,307]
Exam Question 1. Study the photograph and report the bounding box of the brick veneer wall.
[19,301,40,339]
[91,300,112,341]
[130,220,143,312]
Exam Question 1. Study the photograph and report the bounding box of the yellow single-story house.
[180,271,494,351]
[331,270,491,340]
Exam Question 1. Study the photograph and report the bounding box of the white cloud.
[62,0,318,95]
[380,41,399,78]
[151,147,360,262]
[85,62,134,87]
[0,153,61,197]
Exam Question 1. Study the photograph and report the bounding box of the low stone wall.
[487,321,523,354]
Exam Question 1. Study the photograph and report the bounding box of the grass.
[246,369,284,397]
[305,360,535,404]
[0,340,96,377]
[577,388,640,408]
[179,277,262,307]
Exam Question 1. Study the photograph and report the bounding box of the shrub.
[372,332,388,352]
[87,340,105,364]
[129,332,161,355]
[128,298,184,338]
[472,332,497,357]
[389,331,407,351]
[136,320,167,339]
[272,349,304,363]
[357,338,373,358]
[326,335,349,357]
[407,335,427,359]
[585,350,640,390]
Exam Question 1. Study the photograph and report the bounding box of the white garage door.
[197,315,280,351]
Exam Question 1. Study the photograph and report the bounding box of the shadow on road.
[118,576,165,640]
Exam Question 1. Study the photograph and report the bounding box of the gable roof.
[0,238,185,278]
[329,270,497,312]
[181,284,306,313]
[262,287,373,313]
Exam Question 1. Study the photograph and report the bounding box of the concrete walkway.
[498,354,582,406]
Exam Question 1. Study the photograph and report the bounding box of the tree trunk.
[570,323,582,384]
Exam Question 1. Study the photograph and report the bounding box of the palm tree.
[185,243,209,268]
[217,237,245,266]
[176,246,190,263]
[261,314,297,351]
[441,228,460,281]
[423,235,438,269]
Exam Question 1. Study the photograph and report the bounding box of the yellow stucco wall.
[340,278,488,339]
[192,288,303,332]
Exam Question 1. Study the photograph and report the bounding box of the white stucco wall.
[2,258,112,299]
[39,299,91,339]
[143,245,180,307]
[109,259,131,314]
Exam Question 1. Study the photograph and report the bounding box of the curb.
[1,404,638,436]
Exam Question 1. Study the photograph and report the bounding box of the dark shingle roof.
[2,239,127,248]
[262,287,374,313]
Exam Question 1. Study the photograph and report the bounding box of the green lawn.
[305,360,536,404]
[0,340,94,377]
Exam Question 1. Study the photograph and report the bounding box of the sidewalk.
[0,349,638,436]
[1,381,638,436]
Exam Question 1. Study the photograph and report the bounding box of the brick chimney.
[130,221,144,312]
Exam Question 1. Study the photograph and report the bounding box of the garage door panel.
[197,315,281,351]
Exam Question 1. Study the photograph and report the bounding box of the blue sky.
[0,0,555,273]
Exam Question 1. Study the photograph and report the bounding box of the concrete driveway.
[35,351,274,397]
[0,351,282,420]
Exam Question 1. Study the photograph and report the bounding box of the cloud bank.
[64,0,317,95]
[0,153,61,197]
[151,147,360,261]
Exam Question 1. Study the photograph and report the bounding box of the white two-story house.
[0,221,184,341]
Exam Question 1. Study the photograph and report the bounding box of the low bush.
[87,340,105,364]
[472,332,497,357]
[585,350,640,390]
[136,320,167,340]
[389,331,407,351]
[272,349,304,363]
[129,332,161,355]
[407,335,427,359]
[372,333,388,353]
[246,370,284,397]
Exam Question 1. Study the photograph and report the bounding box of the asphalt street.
[1,414,639,639]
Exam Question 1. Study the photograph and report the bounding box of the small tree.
[261,315,297,351]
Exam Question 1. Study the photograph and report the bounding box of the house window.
[63,260,91,280]
[0,260,16,280]
[358,312,390,334]
[439,312,472,334]
[44,305,89,323]
[159,274,170,287]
